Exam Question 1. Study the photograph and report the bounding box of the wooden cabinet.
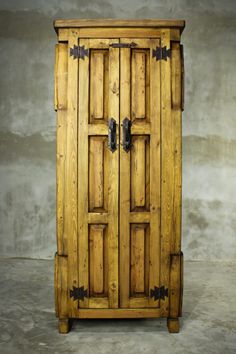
[54,19,185,334]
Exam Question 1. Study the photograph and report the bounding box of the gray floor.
[0,259,235,354]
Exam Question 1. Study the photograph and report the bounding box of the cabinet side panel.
[55,43,68,255]
[160,30,172,317]
[171,42,182,253]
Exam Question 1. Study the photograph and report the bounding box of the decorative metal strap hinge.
[70,286,88,301]
[70,45,89,60]
[152,46,171,61]
[150,286,168,301]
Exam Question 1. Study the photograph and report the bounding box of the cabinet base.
[58,318,71,334]
[167,318,180,333]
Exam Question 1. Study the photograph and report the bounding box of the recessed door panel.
[130,136,150,211]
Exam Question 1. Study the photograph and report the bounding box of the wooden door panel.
[90,50,109,123]
[77,38,119,309]
[131,49,150,122]
[120,38,161,308]
[89,137,108,212]
[130,136,150,211]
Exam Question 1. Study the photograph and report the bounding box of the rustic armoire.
[54,19,185,334]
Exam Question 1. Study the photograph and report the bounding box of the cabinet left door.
[64,37,120,314]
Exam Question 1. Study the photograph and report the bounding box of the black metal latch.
[150,286,168,301]
[110,42,137,48]
[152,46,171,61]
[108,118,117,153]
[122,117,132,152]
[70,45,89,60]
[70,286,88,301]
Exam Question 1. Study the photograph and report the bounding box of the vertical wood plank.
[90,51,104,120]
[160,29,173,316]
[65,34,78,317]
[169,254,181,319]
[120,46,131,308]
[131,226,145,294]
[149,38,161,308]
[171,42,182,254]
[131,138,146,209]
[89,138,104,210]
[132,51,145,119]
[55,43,68,255]
[89,225,105,294]
[78,38,89,308]
[107,39,119,308]
[55,254,68,319]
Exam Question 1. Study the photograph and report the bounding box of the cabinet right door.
[119,38,162,309]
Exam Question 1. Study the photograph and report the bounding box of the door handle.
[122,117,132,152]
[108,118,117,152]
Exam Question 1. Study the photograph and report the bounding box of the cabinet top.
[54,18,185,33]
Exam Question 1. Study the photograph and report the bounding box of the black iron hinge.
[70,286,88,301]
[150,286,168,301]
[70,45,89,60]
[152,46,171,61]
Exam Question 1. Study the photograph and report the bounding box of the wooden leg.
[167,318,180,333]
[58,318,71,334]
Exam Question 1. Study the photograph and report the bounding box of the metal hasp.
[122,117,132,152]
[70,286,88,301]
[70,45,89,59]
[152,46,171,61]
[150,286,168,301]
[108,118,117,153]
[110,42,137,48]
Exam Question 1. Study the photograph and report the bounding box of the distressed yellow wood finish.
[77,38,119,310]
[65,34,78,318]
[119,38,161,309]
[160,29,173,317]
[54,19,185,333]
[55,43,68,255]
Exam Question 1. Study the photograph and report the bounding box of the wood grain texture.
[119,38,160,309]
[171,42,182,254]
[78,38,90,309]
[54,18,185,30]
[107,39,119,308]
[131,225,145,294]
[54,253,68,319]
[132,51,145,119]
[55,43,68,256]
[119,45,131,308]
[58,28,181,41]
[65,34,78,318]
[160,29,173,317]
[77,308,161,318]
[148,38,161,309]
[89,225,106,295]
[54,23,184,327]
[169,253,181,319]
[76,38,119,309]
[167,318,180,333]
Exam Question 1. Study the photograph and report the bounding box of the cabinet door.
[119,38,162,308]
[75,38,119,309]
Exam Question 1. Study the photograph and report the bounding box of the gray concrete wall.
[0,0,235,260]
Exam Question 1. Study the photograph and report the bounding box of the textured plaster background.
[0,0,236,260]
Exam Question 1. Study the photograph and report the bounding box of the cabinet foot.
[167,318,180,333]
[58,318,71,334]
